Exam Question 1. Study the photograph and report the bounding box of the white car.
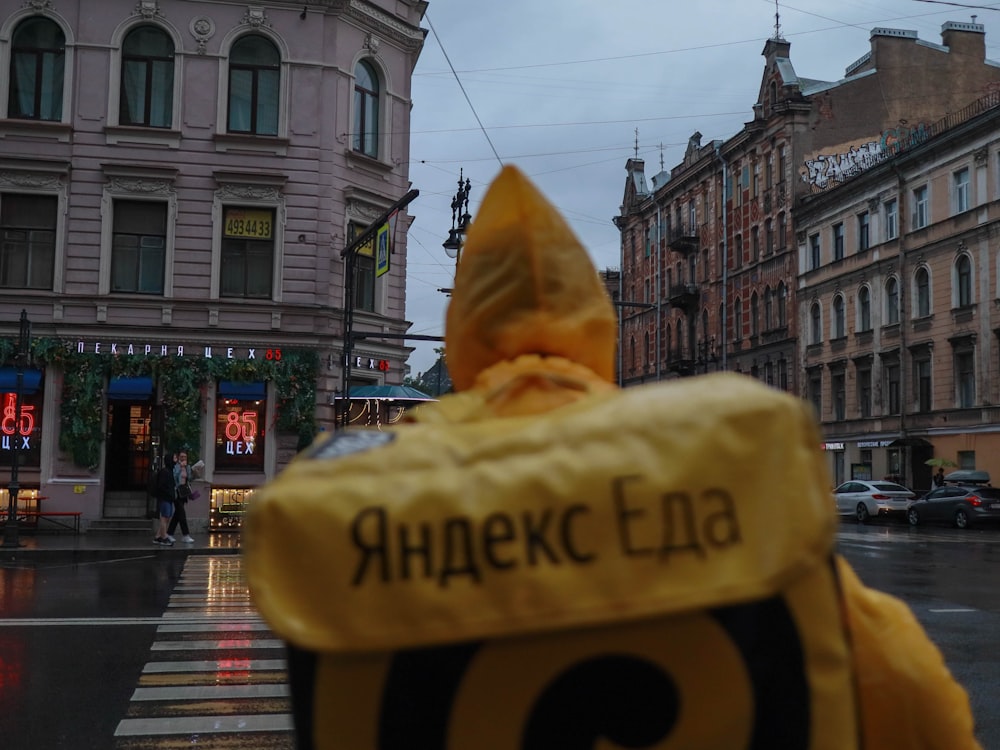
[833,480,915,522]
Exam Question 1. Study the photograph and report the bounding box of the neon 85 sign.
[216,399,265,470]
[0,392,42,467]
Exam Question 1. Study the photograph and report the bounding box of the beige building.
[797,95,1000,491]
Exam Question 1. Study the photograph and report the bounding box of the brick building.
[0,0,427,530]
[614,21,1000,488]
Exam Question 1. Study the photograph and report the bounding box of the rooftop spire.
[774,0,783,41]
[634,128,639,159]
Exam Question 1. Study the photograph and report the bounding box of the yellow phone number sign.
[224,209,273,239]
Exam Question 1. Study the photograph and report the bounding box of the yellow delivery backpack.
[245,374,860,749]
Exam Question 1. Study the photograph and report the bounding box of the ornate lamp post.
[3,309,31,548]
[439,170,472,294]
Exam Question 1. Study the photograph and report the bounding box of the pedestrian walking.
[153,454,175,546]
[168,450,196,543]
[934,468,946,487]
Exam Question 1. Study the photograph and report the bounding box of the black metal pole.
[3,309,30,548]
[339,190,419,429]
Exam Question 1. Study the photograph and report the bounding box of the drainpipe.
[617,225,624,388]
[656,203,662,380]
[891,165,909,482]
[717,143,729,370]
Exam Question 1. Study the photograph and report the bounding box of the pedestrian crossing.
[114,556,296,749]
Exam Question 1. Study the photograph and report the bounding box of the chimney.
[941,20,986,60]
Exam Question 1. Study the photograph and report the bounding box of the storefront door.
[104,402,154,516]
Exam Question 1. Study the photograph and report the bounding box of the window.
[884,361,900,415]
[956,254,973,307]
[111,200,166,294]
[765,218,773,255]
[884,199,898,240]
[955,350,975,408]
[857,211,870,251]
[348,221,375,312]
[8,17,65,121]
[777,357,788,390]
[751,226,759,261]
[810,302,822,344]
[120,25,174,128]
[220,206,275,298]
[857,365,872,417]
[915,266,930,317]
[858,287,871,331]
[832,222,844,261]
[809,233,820,269]
[832,295,845,339]
[764,286,773,329]
[0,194,56,289]
[777,212,786,249]
[227,35,280,135]
[808,370,822,416]
[885,277,899,325]
[734,234,743,268]
[778,146,787,183]
[750,292,759,337]
[777,282,787,327]
[915,357,932,412]
[833,372,846,420]
[734,296,743,340]
[912,185,929,229]
[215,384,266,471]
[953,167,970,214]
[353,60,380,158]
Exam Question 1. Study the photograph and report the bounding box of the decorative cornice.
[0,170,63,189]
[348,0,425,50]
[240,6,271,29]
[107,177,176,196]
[23,0,53,10]
[133,0,163,20]
[215,184,282,201]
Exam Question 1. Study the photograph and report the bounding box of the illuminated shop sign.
[822,442,845,451]
[0,392,42,466]
[857,440,893,448]
[75,341,284,360]
[354,356,390,371]
[216,383,265,471]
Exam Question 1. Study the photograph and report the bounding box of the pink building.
[0,0,427,531]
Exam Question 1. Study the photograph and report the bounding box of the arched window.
[675,319,683,358]
[777,282,787,327]
[858,286,871,331]
[734,296,743,340]
[665,325,672,361]
[832,295,845,338]
[915,266,930,317]
[353,60,380,157]
[764,286,773,329]
[8,17,65,121]
[227,35,280,135]
[810,302,822,344]
[750,291,759,337]
[956,254,973,307]
[120,25,174,128]
[885,277,899,325]
[644,331,651,366]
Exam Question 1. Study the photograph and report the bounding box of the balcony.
[668,283,700,311]
[667,224,699,254]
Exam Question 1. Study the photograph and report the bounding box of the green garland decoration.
[6,337,318,470]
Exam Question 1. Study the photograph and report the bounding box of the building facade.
[797,95,1000,491]
[0,0,427,530]
[615,21,1000,491]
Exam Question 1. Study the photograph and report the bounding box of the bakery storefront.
[4,338,323,531]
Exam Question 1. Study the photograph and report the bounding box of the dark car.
[906,484,1000,529]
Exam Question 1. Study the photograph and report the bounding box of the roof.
[347,385,435,401]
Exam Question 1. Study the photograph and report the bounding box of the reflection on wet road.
[113,556,295,749]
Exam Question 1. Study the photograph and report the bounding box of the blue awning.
[108,376,153,400]
[0,367,42,395]
[218,380,266,399]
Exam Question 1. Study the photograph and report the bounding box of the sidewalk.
[0,529,242,563]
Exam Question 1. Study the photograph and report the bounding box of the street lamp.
[439,170,472,294]
[3,309,31,548]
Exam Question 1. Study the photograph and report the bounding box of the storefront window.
[0,369,43,468]
[215,382,265,471]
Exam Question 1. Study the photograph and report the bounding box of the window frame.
[809,233,820,270]
[225,33,281,137]
[884,198,898,240]
[117,24,175,129]
[857,210,870,251]
[955,349,975,408]
[832,222,844,261]
[109,198,168,295]
[209,181,284,302]
[912,185,929,230]
[885,276,899,325]
[857,286,872,332]
[0,191,59,290]
[953,167,970,214]
[955,253,973,308]
[810,302,822,344]
[832,294,845,339]
[353,59,381,159]
[5,15,66,122]
[914,266,931,317]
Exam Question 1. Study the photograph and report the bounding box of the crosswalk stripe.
[115,714,294,736]
[151,639,284,651]
[131,685,291,701]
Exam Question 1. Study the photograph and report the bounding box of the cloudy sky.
[402,0,1000,377]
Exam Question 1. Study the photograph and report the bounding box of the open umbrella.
[924,457,958,468]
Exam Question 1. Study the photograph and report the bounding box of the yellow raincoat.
[245,166,980,749]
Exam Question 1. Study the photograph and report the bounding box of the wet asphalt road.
[1,522,998,748]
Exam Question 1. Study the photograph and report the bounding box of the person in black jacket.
[154,453,175,546]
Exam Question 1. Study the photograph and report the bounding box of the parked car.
[907,483,1000,529]
[833,480,915,522]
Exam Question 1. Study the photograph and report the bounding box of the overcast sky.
[402,0,1000,378]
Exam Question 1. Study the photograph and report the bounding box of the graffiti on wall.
[803,123,930,188]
